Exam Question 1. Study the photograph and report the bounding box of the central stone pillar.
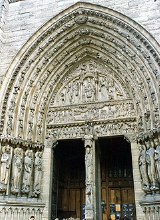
[84,135,96,220]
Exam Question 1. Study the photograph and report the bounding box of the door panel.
[108,188,135,220]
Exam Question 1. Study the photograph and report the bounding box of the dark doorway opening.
[52,139,85,220]
[98,136,136,220]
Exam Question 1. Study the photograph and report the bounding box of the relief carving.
[47,120,137,140]
[53,61,128,107]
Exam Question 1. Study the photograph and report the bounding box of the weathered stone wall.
[0,0,160,82]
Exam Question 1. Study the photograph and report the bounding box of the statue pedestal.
[140,194,160,219]
[85,205,94,220]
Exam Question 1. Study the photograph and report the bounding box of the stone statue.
[33,151,42,197]
[138,145,150,191]
[154,138,160,182]
[85,141,93,184]
[0,145,11,190]
[22,150,33,194]
[11,147,23,194]
[145,141,158,191]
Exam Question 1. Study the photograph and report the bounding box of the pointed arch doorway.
[1,2,160,220]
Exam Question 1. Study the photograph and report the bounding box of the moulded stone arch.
[0,3,160,220]
[0,2,160,145]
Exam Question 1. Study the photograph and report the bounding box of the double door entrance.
[51,137,136,220]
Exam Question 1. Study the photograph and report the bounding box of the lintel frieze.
[47,117,136,128]
[47,118,137,140]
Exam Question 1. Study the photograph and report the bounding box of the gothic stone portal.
[1,3,160,220]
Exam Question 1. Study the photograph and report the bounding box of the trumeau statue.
[85,146,93,184]
[11,147,23,194]
[0,145,11,191]
[22,150,33,194]
[33,151,42,197]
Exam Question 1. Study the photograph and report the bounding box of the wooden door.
[108,187,135,220]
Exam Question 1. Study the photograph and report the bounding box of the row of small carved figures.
[0,146,42,197]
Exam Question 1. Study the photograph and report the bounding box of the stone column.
[42,138,57,220]
[130,140,145,220]
[84,135,96,220]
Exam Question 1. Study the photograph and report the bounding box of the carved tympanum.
[53,61,128,107]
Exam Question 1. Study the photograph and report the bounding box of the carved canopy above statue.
[0,2,160,144]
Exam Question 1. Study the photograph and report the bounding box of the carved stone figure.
[85,140,93,184]
[11,148,23,194]
[33,151,42,197]
[0,145,11,190]
[66,83,73,104]
[108,79,115,100]
[84,78,95,102]
[154,138,160,182]
[73,81,80,103]
[99,77,109,101]
[22,150,33,194]
[145,141,158,191]
[138,145,150,191]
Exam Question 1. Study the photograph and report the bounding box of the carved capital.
[84,135,94,148]
[124,133,137,143]
[44,138,58,149]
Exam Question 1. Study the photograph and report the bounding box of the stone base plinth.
[140,194,160,219]
[85,205,94,220]
[0,197,45,220]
